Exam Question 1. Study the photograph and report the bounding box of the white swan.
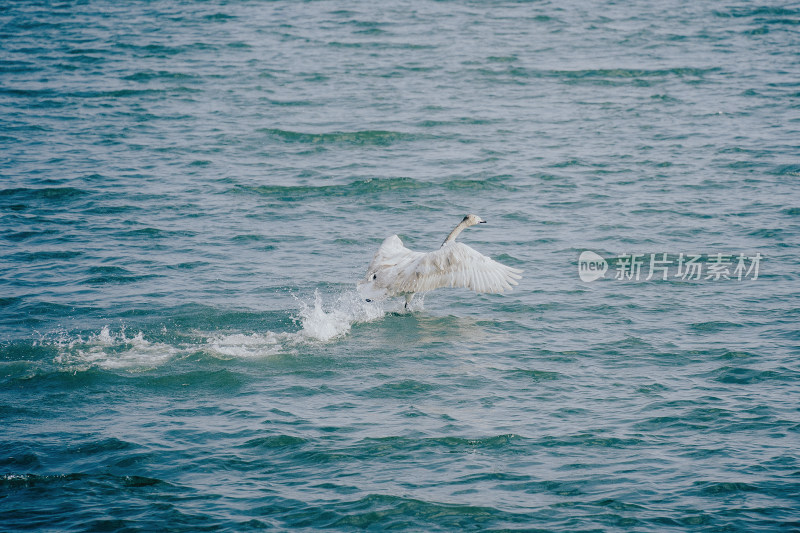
[357,214,523,308]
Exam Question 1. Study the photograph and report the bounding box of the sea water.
[1,1,799,531]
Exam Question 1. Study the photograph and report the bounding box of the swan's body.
[358,214,522,307]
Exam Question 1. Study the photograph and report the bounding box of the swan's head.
[357,271,389,302]
[463,214,486,227]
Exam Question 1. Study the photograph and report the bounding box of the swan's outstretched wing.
[403,241,522,295]
[358,236,522,300]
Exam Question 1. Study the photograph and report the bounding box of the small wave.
[229,175,518,202]
[122,70,198,82]
[475,66,722,86]
[773,164,800,176]
[321,493,516,530]
[0,187,88,200]
[695,481,760,495]
[259,128,422,146]
[8,250,83,262]
[4,229,59,242]
[554,67,721,79]
[714,6,800,18]
[0,60,38,73]
[231,177,430,201]
[710,366,790,385]
[442,176,516,192]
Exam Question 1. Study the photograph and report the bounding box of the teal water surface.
[2,1,799,531]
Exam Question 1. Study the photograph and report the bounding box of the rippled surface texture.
[2,1,799,531]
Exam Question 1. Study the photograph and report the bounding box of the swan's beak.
[479,220,487,224]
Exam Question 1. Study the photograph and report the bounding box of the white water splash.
[203,290,384,358]
[52,325,177,371]
[296,289,384,342]
[50,290,386,369]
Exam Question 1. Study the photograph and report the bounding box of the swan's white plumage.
[357,232,522,303]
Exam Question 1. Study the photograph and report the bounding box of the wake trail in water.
[206,289,385,357]
[47,290,386,370]
[52,325,178,370]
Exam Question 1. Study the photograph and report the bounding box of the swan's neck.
[442,220,469,247]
